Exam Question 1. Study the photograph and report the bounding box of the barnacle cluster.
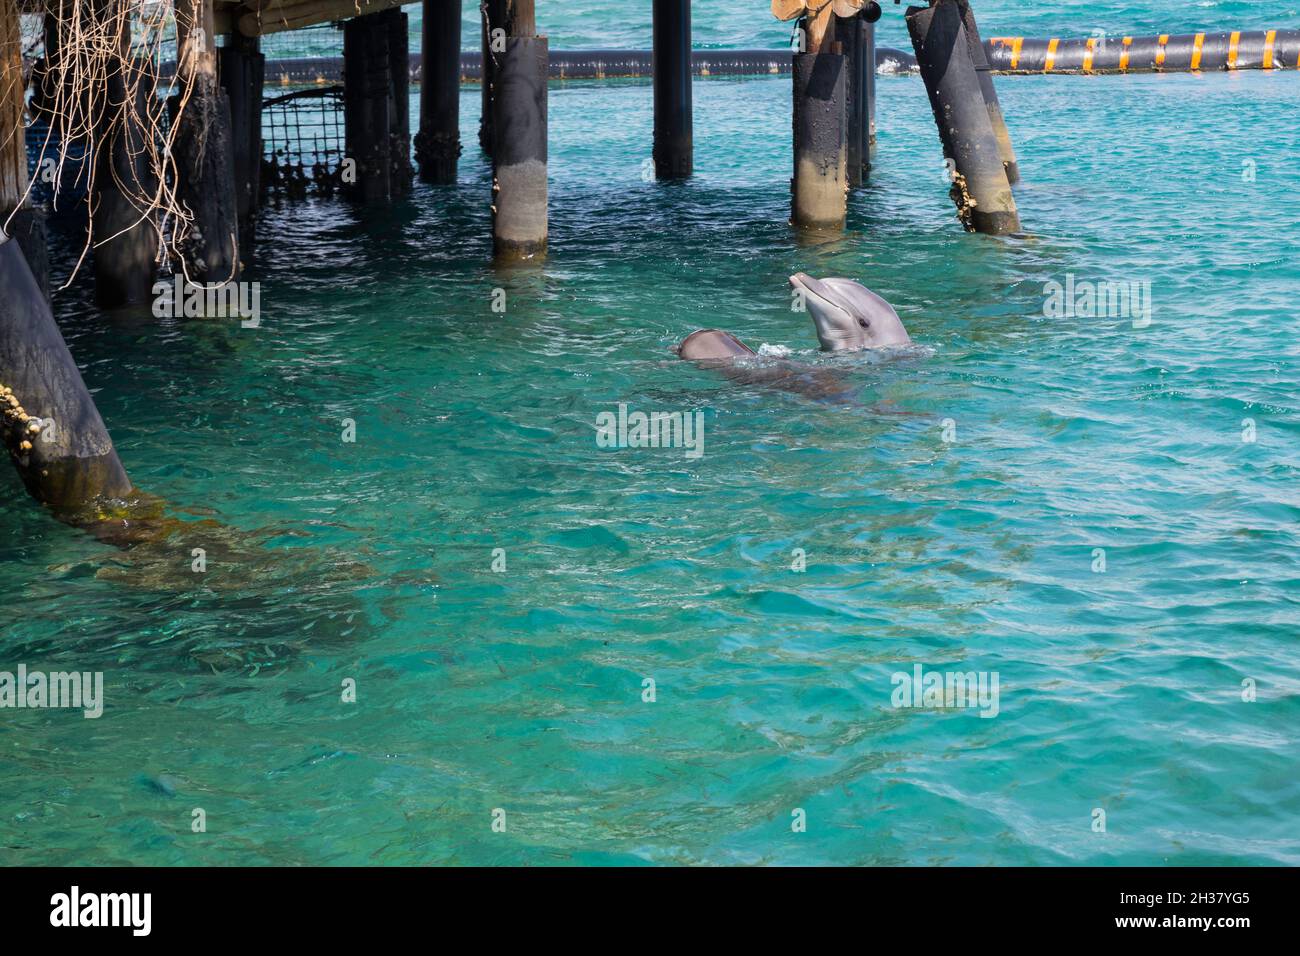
[0,383,42,460]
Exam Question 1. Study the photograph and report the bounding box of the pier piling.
[861,9,880,176]
[841,7,879,187]
[907,0,1020,235]
[172,0,241,283]
[791,40,847,231]
[491,1,548,261]
[0,236,133,511]
[957,0,1019,185]
[91,1,158,309]
[343,8,413,202]
[416,0,462,183]
[219,32,264,250]
[840,12,864,188]
[1,0,47,298]
[480,0,507,156]
[652,0,693,179]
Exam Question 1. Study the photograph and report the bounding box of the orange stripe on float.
[1263,30,1276,69]
[1083,38,1096,72]
[1227,31,1240,69]
[1191,32,1205,71]
[1011,36,1023,70]
[1119,37,1132,72]
[1045,38,1059,72]
[1156,34,1169,67]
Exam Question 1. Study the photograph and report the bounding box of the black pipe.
[193,31,1300,88]
[791,51,847,231]
[492,36,548,260]
[985,29,1300,74]
[652,0,692,179]
[415,0,461,183]
[245,48,920,88]
[0,235,132,512]
[907,0,1019,235]
[957,0,1018,186]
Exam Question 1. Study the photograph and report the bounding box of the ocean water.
[3,4,1300,866]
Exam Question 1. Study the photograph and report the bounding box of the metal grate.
[261,86,346,199]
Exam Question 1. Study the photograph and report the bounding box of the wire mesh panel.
[257,22,348,200]
[262,86,346,199]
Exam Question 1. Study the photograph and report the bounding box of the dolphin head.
[789,273,912,352]
[677,329,756,361]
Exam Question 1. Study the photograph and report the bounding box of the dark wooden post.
[0,0,47,298]
[652,0,692,178]
[492,1,547,260]
[92,0,158,308]
[1,235,133,510]
[860,8,878,173]
[173,0,241,282]
[387,8,413,195]
[345,12,391,202]
[219,31,264,251]
[479,0,507,155]
[907,0,1019,234]
[416,0,462,183]
[839,12,863,188]
[343,8,412,202]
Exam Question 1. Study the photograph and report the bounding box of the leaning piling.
[958,0,1019,185]
[907,0,1020,235]
[0,237,133,511]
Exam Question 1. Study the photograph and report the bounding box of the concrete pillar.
[492,1,547,260]
[791,50,847,231]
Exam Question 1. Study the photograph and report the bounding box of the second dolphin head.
[789,273,912,352]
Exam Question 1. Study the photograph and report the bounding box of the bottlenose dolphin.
[678,274,911,360]
[674,274,912,402]
[788,272,913,351]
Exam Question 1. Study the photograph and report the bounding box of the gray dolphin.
[674,274,913,402]
[677,273,910,359]
[789,272,912,351]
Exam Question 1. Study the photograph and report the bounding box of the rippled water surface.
[2,3,1299,865]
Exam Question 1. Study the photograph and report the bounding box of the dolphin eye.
[857,317,870,329]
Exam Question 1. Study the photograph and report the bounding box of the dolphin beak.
[789,272,836,306]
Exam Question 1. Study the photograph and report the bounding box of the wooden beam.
[237,0,406,37]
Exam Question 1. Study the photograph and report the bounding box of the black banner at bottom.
[0,866,1288,941]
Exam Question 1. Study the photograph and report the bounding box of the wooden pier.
[2,0,1296,519]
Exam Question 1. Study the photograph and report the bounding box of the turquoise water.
[4,5,1300,865]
